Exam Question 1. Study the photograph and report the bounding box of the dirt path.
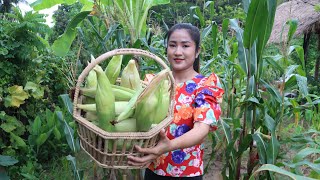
[203,137,223,180]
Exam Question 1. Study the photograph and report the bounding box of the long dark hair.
[165,23,201,73]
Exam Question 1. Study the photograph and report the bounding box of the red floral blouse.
[148,73,224,177]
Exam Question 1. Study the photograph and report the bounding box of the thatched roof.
[269,0,320,43]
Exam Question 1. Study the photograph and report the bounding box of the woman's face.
[167,29,199,73]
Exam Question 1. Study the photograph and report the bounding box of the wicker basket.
[73,48,175,169]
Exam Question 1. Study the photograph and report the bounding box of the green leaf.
[266,132,279,164]
[56,111,78,152]
[249,164,316,180]
[46,109,55,128]
[295,74,308,97]
[0,123,16,133]
[265,56,284,74]
[52,11,91,56]
[287,19,298,43]
[264,113,275,132]
[4,85,29,107]
[32,116,42,136]
[31,0,76,11]
[24,81,44,99]
[10,132,27,147]
[230,19,248,74]
[59,94,73,115]
[53,126,62,140]
[36,133,49,148]
[252,132,267,164]
[243,0,267,48]
[293,148,320,163]
[192,6,205,28]
[293,45,305,72]
[222,19,230,55]
[0,155,18,166]
[66,155,83,180]
[284,160,320,175]
[256,0,276,67]
[201,23,212,40]
[260,79,281,103]
[211,23,218,57]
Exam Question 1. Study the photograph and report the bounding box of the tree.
[0,0,20,13]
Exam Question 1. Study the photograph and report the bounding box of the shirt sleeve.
[193,73,224,131]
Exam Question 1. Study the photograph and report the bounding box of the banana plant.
[31,0,170,56]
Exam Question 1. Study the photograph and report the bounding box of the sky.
[18,0,59,27]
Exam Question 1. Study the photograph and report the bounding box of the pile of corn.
[77,55,171,133]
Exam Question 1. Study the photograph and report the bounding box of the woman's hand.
[127,129,172,167]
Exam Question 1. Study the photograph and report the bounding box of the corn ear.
[94,65,115,132]
[85,112,98,121]
[105,55,123,84]
[115,101,129,116]
[135,94,158,131]
[82,96,95,104]
[135,69,170,131]
[86,70,97,89]
[114,118,137,132]
[80,87,96,98]
[120,59,142,91]
[80,85,135,100]
[112,87,134,101]
[77,103,96,112]
[79,101,129,120]
[117,88,144,122]
[152,79,170,124]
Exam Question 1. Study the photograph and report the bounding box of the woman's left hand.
[127,129,171,167]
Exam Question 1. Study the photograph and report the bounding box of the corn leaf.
[230,19,248,74]
[249,164,316,180]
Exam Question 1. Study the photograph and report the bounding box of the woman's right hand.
[127,129,172,167]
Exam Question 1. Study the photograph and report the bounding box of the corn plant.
[31,0,170,56]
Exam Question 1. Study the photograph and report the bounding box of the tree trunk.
[303,32,311,75]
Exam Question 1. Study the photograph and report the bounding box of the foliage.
[49,2,83,44]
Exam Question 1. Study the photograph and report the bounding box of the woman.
[128,23,224,179]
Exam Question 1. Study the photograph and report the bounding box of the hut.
[269,0,320,80]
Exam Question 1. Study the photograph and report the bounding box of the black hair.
[165,23,201,73]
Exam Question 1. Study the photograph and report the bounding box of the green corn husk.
[82,96,95,104]
[116,88,144,122]
[94,65,115,132]
[120,59,142,91]
[77,103,96,112]
[114,118,137,132]
[105,55,123,84]
[85,112,98,121]
[135,69,170,131]
[86,69,97,89]
[77,101,129,115]
[80,87,96,98]
[80,85,135,100]
[153,80,170,124]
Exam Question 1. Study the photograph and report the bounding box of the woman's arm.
[127,122,210,167]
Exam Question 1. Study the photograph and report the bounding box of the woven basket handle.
[73,48,174,115]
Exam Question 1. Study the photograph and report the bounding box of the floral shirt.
[148,73,224,177]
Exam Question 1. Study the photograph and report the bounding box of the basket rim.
[73,48,175,138]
